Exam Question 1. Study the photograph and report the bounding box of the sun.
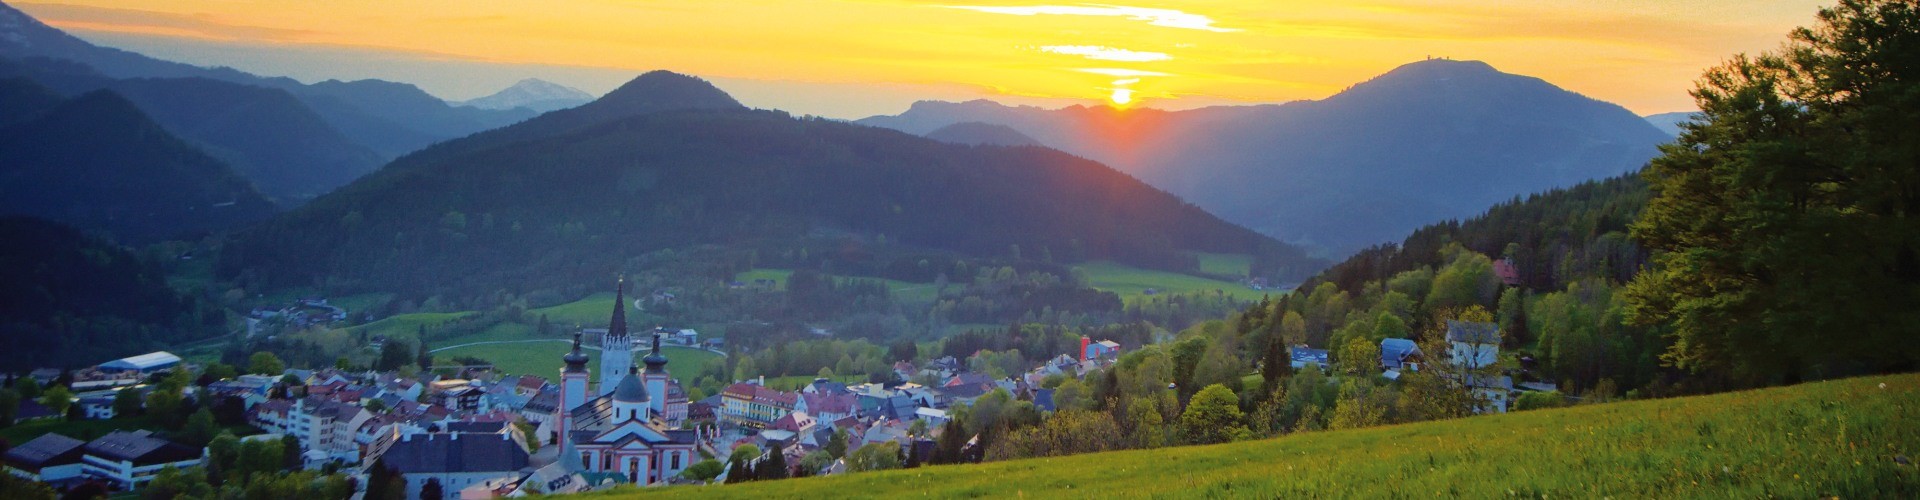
[1108,88,1134,107]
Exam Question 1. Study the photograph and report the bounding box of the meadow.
[596,373,1920,498]
[1074,261,1275,302]
[429,342,720,380]
[733,269,941,303]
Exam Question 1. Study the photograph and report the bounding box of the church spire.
[643,327,669,373]
[608,275,628,339]
[562,330,589,373]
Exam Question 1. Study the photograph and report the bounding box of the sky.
[13,0,1832,119]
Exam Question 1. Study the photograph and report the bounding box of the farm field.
[431,342,720,379]
[1074,261,1276,302]
[733,269,940,303]
[596,373,1920,498]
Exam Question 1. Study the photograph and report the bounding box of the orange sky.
[14,0,1831,117]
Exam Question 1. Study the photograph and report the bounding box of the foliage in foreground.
[594,373,1920,498]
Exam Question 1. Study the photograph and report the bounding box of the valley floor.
[596,373,1920,498]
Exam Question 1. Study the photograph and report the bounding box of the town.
[5,278,1559,499]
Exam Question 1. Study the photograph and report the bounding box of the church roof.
[612,370,648,403]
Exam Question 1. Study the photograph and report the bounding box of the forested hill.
[0,81,277,243]
[0,217,227,371]
[218,72,1323,302]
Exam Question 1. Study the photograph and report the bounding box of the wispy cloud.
[1075,68,1171,77]
[946,4,1238,32]
[1039,45,1170,62]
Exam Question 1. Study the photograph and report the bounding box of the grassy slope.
[432,344,719,380]
[733,269,940,303]
[1074,261,1273,302]
[600,373,1920,498]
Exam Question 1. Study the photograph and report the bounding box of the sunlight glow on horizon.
[11,0,1835,117]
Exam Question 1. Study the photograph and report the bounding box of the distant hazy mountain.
[0,57,385,202]
[460,78,594,112]
[221,71,1321,298]
[1643,111,1699,137]
[924,122,1042,147]
[859,59,1671,255]
[0,83,276,243]
[0,1,532,157]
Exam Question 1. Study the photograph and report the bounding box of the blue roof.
[1290,347,1329,366]
[1381,338,1421,369]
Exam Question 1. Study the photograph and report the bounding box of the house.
[247,399,295,434]
[379,432,532,500]
[78,395,117,420]
[771,411,817,436]
[1493,258,1522,286]
[512,375,549,396]
[1446,321,1502,369]
[797,391,857,422]
[1080,337,1121,361]
[79,430,202,489]
[1459,374,1515,413]
[98,352,181,374]
[289,397,375,464]
[1290,346,1330,369]
[720,383,798,428]
[1380,338,1423,371]
[4,433,87,483]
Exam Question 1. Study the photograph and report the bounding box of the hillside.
[923,122,1041,147]
[859,59,1672,254]
[605,373,1920,498]
[0,217,227,371]
[0,84,277,243]
[218,72,1321,302]
[1643,111,1699,137]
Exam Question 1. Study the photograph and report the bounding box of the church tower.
[598,277,634,397]
[557,329,590,469]
[642,330,670,418]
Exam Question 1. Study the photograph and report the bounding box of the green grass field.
[1075,261,1273,302]
[597,373,1920,498]
[734,269,940,303]
[1193,252,1253,277]
[432,342,720,379]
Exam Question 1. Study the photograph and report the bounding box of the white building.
[79,431,202,489]
[380,432,531,500]
[98,352,182,374]
[3,434,87,483]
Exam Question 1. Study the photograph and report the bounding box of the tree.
[376,340,412,372]
[908,419,928,438]
[1339,336,1379,377]
[824,429,848,459]
[1259,333,1293,394]
[0,471,55,500]
[417,340,433,370]
[1177,384,1249,445]
[1052,378,1088,411]
[206,433,239,485]
[248,351,285,375]
[681,459,724,482]
[728,444,762,466]
[0,389,19,428]
[725,457,752,484]
[1627,0,1920,384]
[11,377,40,399]
[365,462,404,500]
[846,442,902,472]
[38,386,73,421]
[798,451,833,476]
[419,478,443,500]
[755,442,790,480]
[201,363,238,384]
[176,408,219,447]
[281,435,303,471]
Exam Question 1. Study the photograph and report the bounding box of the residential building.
[1446,321,1501,369]
[79,431,201,490]
[3,434,87,483]
[1380,338,1423,371]
[380,432,532,500]
[720,383,797,428]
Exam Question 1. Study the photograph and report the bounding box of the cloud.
[946,4,1238,32]
[14,2,314,42]
[1074,67,1171,77]
[1038,45,1171,62]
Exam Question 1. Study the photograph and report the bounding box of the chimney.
[1079,336,1090,362]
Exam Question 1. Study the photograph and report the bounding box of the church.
[554,278,698,486]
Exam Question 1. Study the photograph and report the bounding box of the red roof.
[722,383,798,408]
[1493,258,1522,286]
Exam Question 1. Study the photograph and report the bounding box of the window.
[671,452,681,469]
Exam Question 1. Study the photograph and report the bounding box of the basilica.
[554,279,698,486]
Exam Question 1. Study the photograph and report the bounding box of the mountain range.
[0,1,539,195]
[0,79,276,243]
[458,78,595,113]
[217,72,1322,300]
[859,59,1673,255]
